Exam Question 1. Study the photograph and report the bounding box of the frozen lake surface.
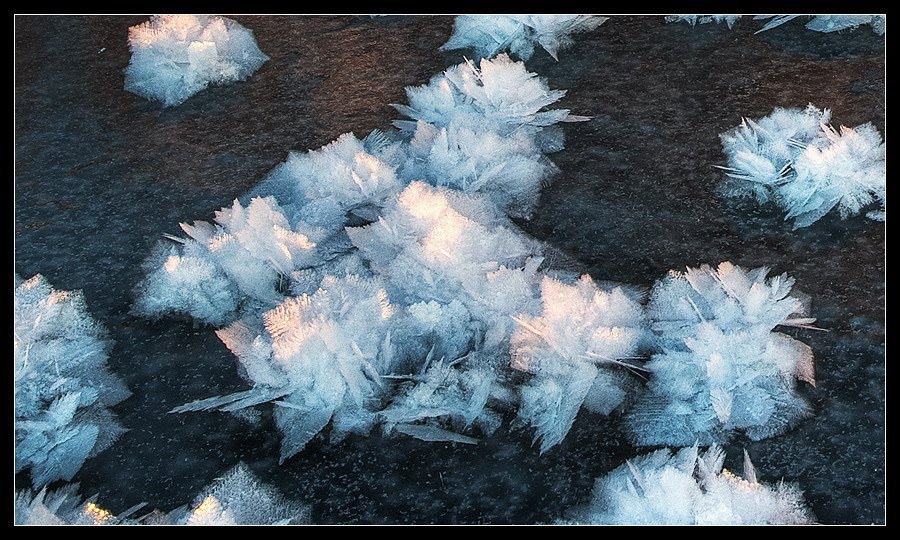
[15,15,884,524]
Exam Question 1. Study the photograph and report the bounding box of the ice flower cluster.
[569,445,815,524]
[756,15,885,35]
[441,15,608,60]
[719,104,885,228]
[14,463,307,525]
[627,263,816,446]
[511,275,645,453]
[15,274,130,487]
[124,15,269,106]
[664,15,740,28]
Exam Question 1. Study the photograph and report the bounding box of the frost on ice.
[627,263,816,446]
[511,274,646,453]
[391,54,588,217]
[124,15,269,106]
[664,15,741,28]
[171,463,308,525]
[135,134,402,326]
[755,15,885,35]
[15,464,307,525]
[173,274,397,462]
[441,15,608,61]
[719,104,885,228]
[568,445,815,524]
[15,275,130,487]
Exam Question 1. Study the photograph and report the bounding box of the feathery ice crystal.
[719,103,885,228]
[441,15,608,60]
[755,15,885,35]
[511,274,646,453]
[568,445,815,524]
[665,15,740,28]
[124,15,268,106]
[628,263,816,446]
[15,275,130,487]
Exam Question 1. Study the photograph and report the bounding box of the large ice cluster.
[569,445,815,524]
[719,104,885,228]
[15,275,130,487]
[755,15,885,35]
[124,15,269,106]
[441,15,608,60]
[14,484,126,525]
[511,274,645,452]
[627,263,816,446]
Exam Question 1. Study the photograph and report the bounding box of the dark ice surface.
[14,16,885,524]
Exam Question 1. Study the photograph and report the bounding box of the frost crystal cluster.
[124,15,268,106]
[391,54,589,217]
[627,263,816,446]
[664,15,740,28]
[570,445,815,524]
[14,463,307,525]
[15,275,130,487]
[441,15,608,60]
[511,275,645,452]
[719,104,885,228]
[755,15,885,35]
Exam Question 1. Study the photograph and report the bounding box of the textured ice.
[14,484,133,525]
[665,15,740,28]
[15,275,130,487]
[124,15,268,106]
[719,104,885,228]
[511,274,646,453]
[441,15,608,61]
[628,263,816,446]
[568,445,815,524]
[755,15,885,35]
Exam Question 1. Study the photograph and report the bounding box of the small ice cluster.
[569,445,815,524]
[511,275,645,453]
[124,15,269,106]
[15,274,130,487]
[14,463,307,525]
[719,103,885,228]
[755,15,885,35]
[627,263,816,447]
[441,15,608,60]
[391,53,589,217]
[665,15,741,28]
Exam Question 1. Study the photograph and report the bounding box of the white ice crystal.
[665,15,741,28]
[755,15,885,35]
[172,274,398,462]
[570,445,815,524]
[719,104,885,228]
[628,263,816,446]
[14,484,140,525]
[134,196,317,326]
[347,181,545,351]
[15,275,130,487]
[177,463,308,525]
[393,54,587,143]
[380,354,510,443]
[124,15,268,106]
[441,15,608,61]
[511,274,646,453]
[398,119,558,218]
